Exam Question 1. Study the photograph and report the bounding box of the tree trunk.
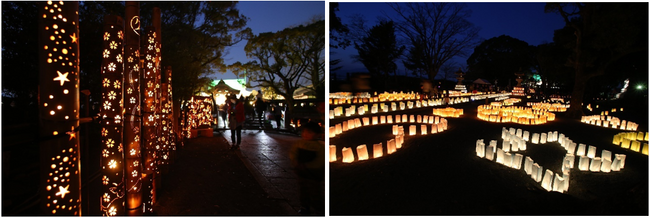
[284,98,294,130]
[566,72,588,118]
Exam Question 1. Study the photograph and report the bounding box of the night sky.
[330,2,567,79]
[216,1,325,81]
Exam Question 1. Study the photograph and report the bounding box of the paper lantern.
[380,115,386,124]
[509,127,516,135]
[342,121,348,132]
[431,124,438,134]
[363,117,370,126]
[600,158,612,172]
[630,140,641,152]
[421,125,427,135]
[532,163,542,182]
[335,123,342,135]
[523,131,530,141]
[524,156,533,175]
[435,116,440,124]
[616,154,626,169]
[496,148,505,164]
[486,145,495,160]
[503,152,513,167]
[372,116,378,125]
[402,114,408,123]
[329,126,336,138]
[395,114,401,123]
[643,143,649,155]
[329,145,337,162]
[586,145,596,158]
[541,169,554,191]
[409,125,416,136]
[540,133,547,144]
[391,102,396,111]
[502,140,510,152]
[396,134,403,149]
[589,157,602,172]
[512,154,523,169]
[355,118,362,128]
[392,125,399,135]
[341,147,354,163]
[599,150,611,163]
[516,129,523,138]
[476,139,485,158]
[552,174,565,193]
[409,115,415,123]
[531,133,540,144]
[416,115,422,123]
[357,144,369,161]
[423,115,429,124]
[437,123,444,133]
[567,142,577,155]
[576,143,586,156]
[373,143,383,158]
[386,140,396,154]
[387,115,393,124]
[559,133,565,144]
[511,139,520,152]
[578,156,590,171]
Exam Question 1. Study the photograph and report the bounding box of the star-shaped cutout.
[67,126,76,140]
[70,33,77,43]
[53,71,70,86]
[55,185,70,198]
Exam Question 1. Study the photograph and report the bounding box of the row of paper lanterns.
[431,107,464,118]
[477,105,555,125]
[527,102,569,112]
[329,97,469,119]
[330,114,448,163]
[581,115,638,131]
[469,93,511,101]
[612,132,649,155]
[330,113,448,138]
[330,91,510,106]
[477,127,627,193]
[511,87,525,96]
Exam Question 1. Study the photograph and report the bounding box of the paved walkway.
[220,128,325,215]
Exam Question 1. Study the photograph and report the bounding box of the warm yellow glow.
[55,185,70,198]
[108,159,117,169]
[53,71,70,86]
[50,110,56,115]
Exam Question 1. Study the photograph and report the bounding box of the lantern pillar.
[123,1,143,215]
[99,14,126,216]
[38,1,82,215]
[141,26,157,214]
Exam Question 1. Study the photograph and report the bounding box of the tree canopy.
[353,20,404,89]
[466,35,536,86]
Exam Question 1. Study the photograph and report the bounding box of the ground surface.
[153,136,288,215]
[330,98,648,215]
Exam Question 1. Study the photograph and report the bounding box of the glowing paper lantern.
[503,152,513,167]
[589,157,602,172]
[496,148,505,164]
[329,145,337,162]
[587,145,596,158]
[643,143,649,155]
[409,125,417,136]
[402,114,407,123]
[567,141,577,155]
[486,145,495,160]
[523,131,530,141]
[342,121,348,132]
[380,115,386,124]
[386,140,396,154]
[476,140,485,158]
[576,143,586,156]
[552,174,565,193]
[616,154,626,169]
[516,129,522,138]
[540,133,547,144]
[341,147,354,163]
[363,117,370,126]
[335,124,342,135]
[541,169,554,191]
[600,158,612,173]
[387,115,393,124]
[372,116,378,125]
[630,140,641,152]
[392,125,399,135]
[423,115,429,124]
[524,156,533,175]
[532,133,540,144]
[357,144,369,161]
[329,127,335,138]
[578,156,590,171]
[420,125,427,135]
[512,154,523,169]
[410,115,415,123]
[373,143,383,158]
[431,124,438,134]
[502,140,510,152]
[395,114,401,123]
[532,163,542,182]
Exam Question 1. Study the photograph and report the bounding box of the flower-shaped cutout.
[108,62,116,72]
[103,101,112,110]
[128,56,134,63]
[102,149,109,157]
[103,32,110,41]
[117,31,123,39]
[103,49,110,58]
[127,88,133,95]
[116,54,122,63]
[130,97,136,104]
[103,78,110,87]
[109,41,117,50]
[108,91,116,100]
[102,128,108,136]
[106,138,115,148]
[108,159,117,169]
[113,80,121,89]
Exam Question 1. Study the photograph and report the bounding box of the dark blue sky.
[331,2,567,79]
[217,1,325,81]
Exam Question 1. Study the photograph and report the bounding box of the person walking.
[289,121,324,215]
[254,92,266,129]
[226,95,245,149]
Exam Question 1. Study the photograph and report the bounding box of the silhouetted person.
[254,91,266,129]
[289,122,324,215]
[226,95,244,149]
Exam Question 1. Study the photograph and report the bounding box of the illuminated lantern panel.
[373,143,383,158]
[329,145,337,162]
[357,145,369,161]
[341,147,354,163]
[386,140,396,154]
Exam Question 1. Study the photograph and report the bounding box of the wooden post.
[38,1,81,215]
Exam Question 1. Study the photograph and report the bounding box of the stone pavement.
[221,128,325,215]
